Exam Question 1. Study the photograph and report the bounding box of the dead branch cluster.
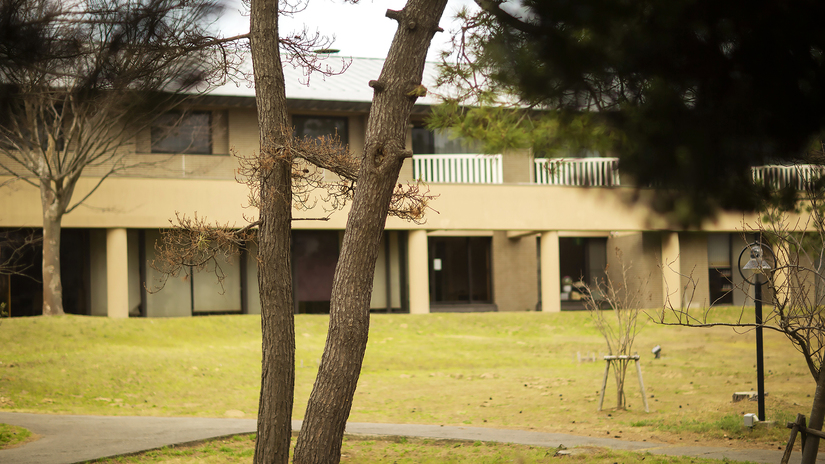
[235,124,437,220]
[157,124,437,287]
[150,212,257,292]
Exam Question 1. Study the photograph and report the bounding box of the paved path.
[0,412,821,464]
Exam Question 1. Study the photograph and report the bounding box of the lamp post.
[737,242,775,422]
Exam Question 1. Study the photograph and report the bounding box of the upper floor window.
[151,111,212,154]
[411,125,481,155]
[293,116,348,145]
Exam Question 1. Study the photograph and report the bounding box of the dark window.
[559,237,608,287]
[429,236,492,303]
[151,111,212,154]
[707,233,733,305]
[411,125,481,154]
[293,116,348,145]
[411,126,435,154]
[709,268,734,305]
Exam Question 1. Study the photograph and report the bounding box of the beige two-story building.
[0,57,786,318]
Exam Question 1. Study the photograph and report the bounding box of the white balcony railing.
[751,164,825,190]
[413,155,825,190]
[534,157,620,187]
[412,153,503,184]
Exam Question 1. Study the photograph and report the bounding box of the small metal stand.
[598,354,649,413]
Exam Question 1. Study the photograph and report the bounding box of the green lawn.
[0,308,814,453]
[0,422,32,449]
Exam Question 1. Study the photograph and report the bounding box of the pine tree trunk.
[250,0,294,462]
[292,1,447,462]
[801,368,825,463]
[41,184,64,316]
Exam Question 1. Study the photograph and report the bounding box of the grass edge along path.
[0,423,33,449]
[87,433,760,464]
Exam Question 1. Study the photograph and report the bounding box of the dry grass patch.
[0,308,817,452]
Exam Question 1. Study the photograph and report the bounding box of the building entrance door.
[293,230,339,314]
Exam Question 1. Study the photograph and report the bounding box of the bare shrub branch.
[581,247,650,410]
[0,228,42,277]
[235,124,438,222]
[149,212,257,293]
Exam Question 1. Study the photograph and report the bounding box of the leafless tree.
[0,0,246,316]
[656,175,825,463]
[582,248,650,410]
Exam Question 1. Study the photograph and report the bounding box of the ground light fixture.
[737,242,775,422]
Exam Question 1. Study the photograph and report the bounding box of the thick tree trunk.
[41,185,64,316]
[292,1,447,462]
[249,1,294,463]
[801,368,825,463]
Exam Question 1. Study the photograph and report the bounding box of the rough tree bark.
[250,0,295,463]
[802,369,825,463]
[292,1,448,462]
[41,187,66,316]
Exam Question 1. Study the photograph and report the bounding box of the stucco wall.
[228,108,260,159]
[144,230,191,317]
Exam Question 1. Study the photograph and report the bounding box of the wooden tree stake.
[598,355,649,413]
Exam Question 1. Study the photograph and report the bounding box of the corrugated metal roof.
[209,55,443,107]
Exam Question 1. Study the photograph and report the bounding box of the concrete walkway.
[0,412,821,464]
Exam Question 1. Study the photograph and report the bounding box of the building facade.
[0,58,784,317]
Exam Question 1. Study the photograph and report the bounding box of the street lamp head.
[738,242,775,286]
[743,245,772,271]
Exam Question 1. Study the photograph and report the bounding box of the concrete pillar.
[106,228,130,318]
[408,229,430,314]
[502,148,534,183]
[540,231,561,312]
[398,125,415,182]
[661,232,682,309]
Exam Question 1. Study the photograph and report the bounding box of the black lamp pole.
[739,242,773,423]
[754,280,766,421]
